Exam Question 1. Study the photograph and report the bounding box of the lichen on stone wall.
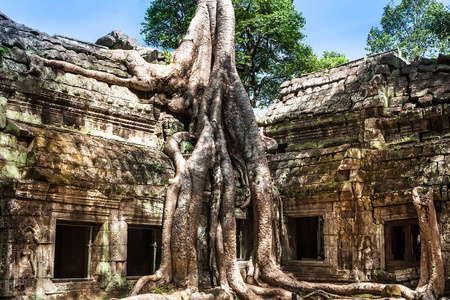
[95,218,127,292]
[0,229,5,276]
[263,51,450,283]
[0,97,7,129]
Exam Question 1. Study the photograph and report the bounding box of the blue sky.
[1,0,450,61]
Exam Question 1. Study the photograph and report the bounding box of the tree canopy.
[312,51,349,71]
[141,0,197,50]
[366,0,450,59]
[141,0,347,108]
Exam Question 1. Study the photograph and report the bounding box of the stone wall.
[0,13,174,299]
[260,51,450,288]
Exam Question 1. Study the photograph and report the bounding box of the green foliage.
[233,0,312,107]
[310,51,349,71]
[141,0,197,50]
[153,285,163,294]
[151,284,173,295]
[366,0,450,59]
[141,0,345,107]
[329,177,336,191]
[0,47,9,57]
[180,140,194,154]
[428,3,450,44]
[0,44,11,57]
[150,162,164,173]
[163,49,173,65]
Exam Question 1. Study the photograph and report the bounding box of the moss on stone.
[96,219,127,291]
[0,96,6,129]
[285,136,357,153]
[105,274,127,291]
[6,110,41,124]
[319,136,357,149]
[180,141,194,154]
[285,142,317,151]
[0,163,21,179]
[4,122,20,136]
[0,133,16,148]
[265,121,294,134]
[372,268,395,282]
[0,148,23,163]
[30,290,46,300]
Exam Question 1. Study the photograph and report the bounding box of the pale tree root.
[247,284,294,300]
[128,272,168,297]
[302,290,345,300]
[412,187,445,300]
[120,289,192,300]
[129,132,190,296]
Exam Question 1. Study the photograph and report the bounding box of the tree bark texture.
[412,187,445,299]
[28,0,445,299]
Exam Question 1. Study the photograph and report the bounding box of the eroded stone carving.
[14,231,37,293]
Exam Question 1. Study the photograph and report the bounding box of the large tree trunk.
[29,1,445,299]
[412,187,445,299]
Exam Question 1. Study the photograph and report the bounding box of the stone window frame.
[384,218,420,271]
[51,219,99,282]
[126,224,162,279]
[374,204,418,271]
[292,215,325,260]
[283,202,334,267]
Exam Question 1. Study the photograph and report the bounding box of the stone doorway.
[288,216,324,260]
[385,218,420,270]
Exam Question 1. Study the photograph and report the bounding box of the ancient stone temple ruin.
[260,50,450,286]
[1,12,450,299]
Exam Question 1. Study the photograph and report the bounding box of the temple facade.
[260,51,450,287]
[1,12,450,299]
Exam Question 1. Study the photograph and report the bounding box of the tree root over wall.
[28,0,445,299]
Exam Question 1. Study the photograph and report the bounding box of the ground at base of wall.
[44,281,129,300]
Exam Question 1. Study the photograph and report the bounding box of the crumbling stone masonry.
[1,11,450,299]
[0,13,172,299]
[260,50,450,290]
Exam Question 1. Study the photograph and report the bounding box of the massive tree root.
[412,187,445,299]
[28,0,445,299]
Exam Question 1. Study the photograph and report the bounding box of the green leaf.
[366,0,450,59]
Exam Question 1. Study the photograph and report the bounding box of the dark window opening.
[127,227,162,276]
[391,226,406,260]
[54,222,96,279]
[277,143,287,153]
[289,216,324,260]
[236,218,254,260]
[385,218,420,270]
